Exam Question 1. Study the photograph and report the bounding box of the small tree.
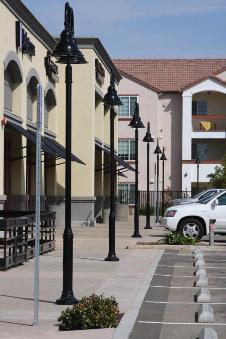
[207,154,226,188]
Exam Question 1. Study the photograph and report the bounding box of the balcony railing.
[192,115,226,132]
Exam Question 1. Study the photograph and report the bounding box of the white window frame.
[192,143,208,160]
[118,139,135,161]
[118,183,135,204]
[118,96,138,117]
[192,100,208,115]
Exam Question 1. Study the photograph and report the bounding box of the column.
[182,94,192,191]
[0,65,6,209]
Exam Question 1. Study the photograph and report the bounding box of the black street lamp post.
[195,158,200,194]
[103,73,122,261]
[52,2,87,305]
[154,139,162,223]
[129,103,144,237]
[143,122,154,229]
[160,147,167,217]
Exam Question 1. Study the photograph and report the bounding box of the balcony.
[182,160,221,183]
[192,115,226,131]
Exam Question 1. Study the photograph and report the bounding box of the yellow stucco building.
[0,0,127,226]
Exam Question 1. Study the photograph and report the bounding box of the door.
[211,192,226,232]
[4,136,11,210]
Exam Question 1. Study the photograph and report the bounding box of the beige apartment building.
[0,0,128,226]
[114,59,226,201]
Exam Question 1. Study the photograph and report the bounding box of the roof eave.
[76,37,121,83]
[117,69,161,94]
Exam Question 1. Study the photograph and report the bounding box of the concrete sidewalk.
[0,216,164,339]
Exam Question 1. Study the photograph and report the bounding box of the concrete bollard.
[198,328,218,339]
[194,248,202,255]
[195,259,206,267]
[197,287,211,303]
[194,252,204,260]
[196,268,207,277]
[198,304,214,323]
[196,274,208,287]
[209,219,216,247]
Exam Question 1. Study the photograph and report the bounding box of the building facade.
[0,0,126,226]
[114,59,226,200]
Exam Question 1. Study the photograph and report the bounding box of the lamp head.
[154,141,162,154]
[143,122,154,142]
[129,102,145,129]
[160,147,167,160]
[52,2,87,64]
[103,72,122,106]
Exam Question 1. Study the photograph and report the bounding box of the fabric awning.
[42,136,85,164]
[95,140,135,172]
[7,120,56,155]
[6,120,85,165]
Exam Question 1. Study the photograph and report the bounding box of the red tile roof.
[113,59,226,92]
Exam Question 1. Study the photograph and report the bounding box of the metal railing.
[139,190,191,208]
[118,190,192,208]
[192,116,226,132]
[0,211,55,271]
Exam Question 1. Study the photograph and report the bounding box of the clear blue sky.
[23,0,226,58]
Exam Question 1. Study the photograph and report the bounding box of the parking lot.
[130,248,226,339]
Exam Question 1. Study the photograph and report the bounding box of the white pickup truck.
[161,190,226,239]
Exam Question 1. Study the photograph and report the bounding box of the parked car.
[171,189,224,206]
[161,190,226,239]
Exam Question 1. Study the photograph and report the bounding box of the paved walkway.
[2,217,226,338]
[0,217,164,339]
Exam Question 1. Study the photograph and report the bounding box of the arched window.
[4,60,22,115]
[27,76,39,122]
[44,88,57,131]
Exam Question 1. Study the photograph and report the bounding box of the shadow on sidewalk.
[0,294,55,304]
[0,320,32,327]
[76,256,106,262]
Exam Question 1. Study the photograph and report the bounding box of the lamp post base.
[56,290,79,305]
[131,232,142,238]
[105,253,119,261]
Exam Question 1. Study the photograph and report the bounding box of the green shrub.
[58,294,120,331]
[163,232,198,245]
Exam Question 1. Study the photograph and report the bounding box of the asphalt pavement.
[129,248,226,339]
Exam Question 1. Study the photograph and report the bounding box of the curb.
[112,250,164,339]
[127,243,226,251]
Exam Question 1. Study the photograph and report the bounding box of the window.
[4,60,22,115]
[44,89,57,130]
[217,193,226,206]
[192,143,208,160]
[118,183,135,204]
[27,87,33,121]
[118,139,135,160]
[4,77,12,111]
[198,190,217,201]
[27,76,38,122]
[192,101,207,115]
[118,96,138,117]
